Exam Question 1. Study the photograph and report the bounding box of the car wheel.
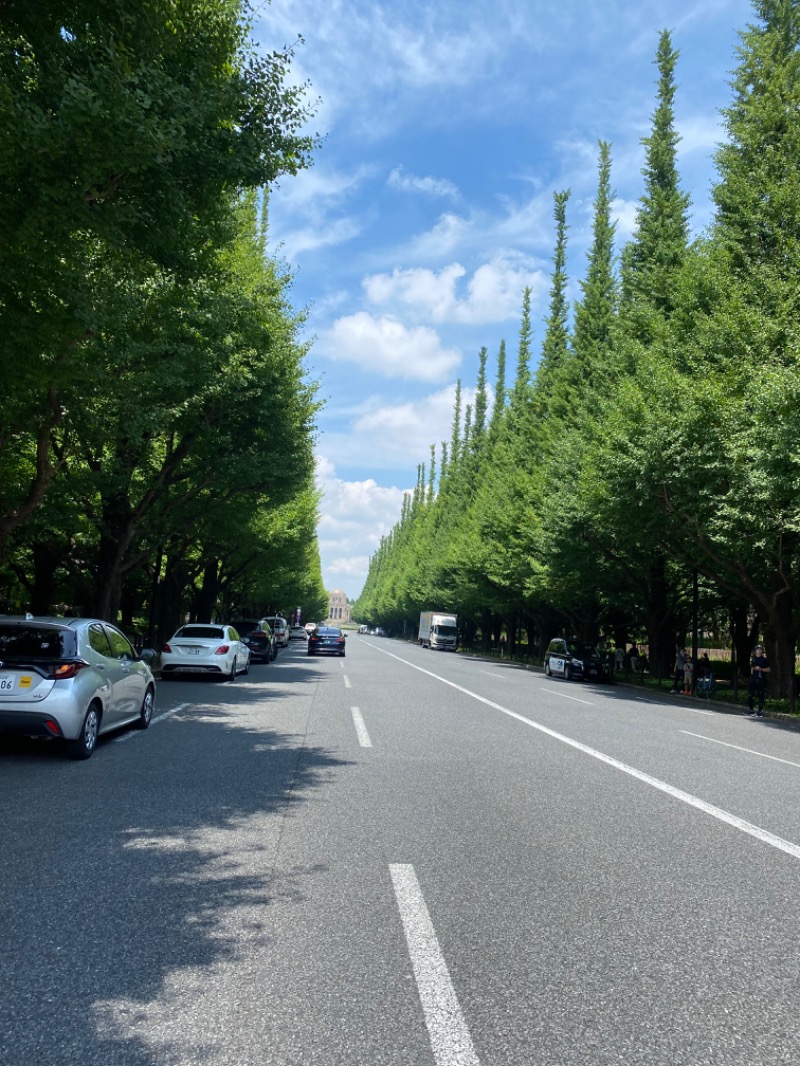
[242,656,250,675]
[544,660,551,676]
[340,651,346,657]
[564,664,572,681]
[66,703,101,760]
[228,657,237,681]
[137,687,155,730]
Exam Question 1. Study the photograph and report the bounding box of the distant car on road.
[160,624,250,680]
[231,619,277,663]
[543,638,610,682]
[262,615,289,648]
[307,626,346,657]
[289,625,308,641]
[0,616,156,759]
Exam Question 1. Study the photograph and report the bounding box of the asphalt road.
[3,636,800,1065]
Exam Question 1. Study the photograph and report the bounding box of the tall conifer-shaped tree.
[487,340,507,443]
[622,30,690,327]
[571,141,617,393]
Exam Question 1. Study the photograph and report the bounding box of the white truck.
[418,611,458,651]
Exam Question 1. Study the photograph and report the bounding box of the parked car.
[543,638,611,682]
[289,625,308,641]
[0,616,157,760]
[231,618,277,663]
[160,624,250,680]
[261,615,289,648]
[307,626,346,657]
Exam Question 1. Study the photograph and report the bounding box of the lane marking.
[389,864,480,1066]
[114,703,188,742]
[351,706,372,748]
[344,675,352,689]
[682,731,800,770]
[480,671,504,679]
[540,686,595,706]
[635,696,714,714]
[367,643,800,862]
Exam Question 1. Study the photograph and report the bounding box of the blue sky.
[254,0,754,600]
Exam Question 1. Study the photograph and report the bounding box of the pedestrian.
[747,644,770,718]
[615,645,625,674]
[671,647,688,693]
[683,650,694,695]
[629,643,639,671]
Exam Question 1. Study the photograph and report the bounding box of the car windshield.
[568,642,601,659]
[436,624,457,637]
[0,624,77,659]
[177,626,226,639]
[230,620,259,637]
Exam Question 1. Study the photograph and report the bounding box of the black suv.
[230,619,277,663]
[543,638,611,682]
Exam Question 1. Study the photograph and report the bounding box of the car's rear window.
[178,626,226,639]
[316,627,342,636]
[0,625,77,659]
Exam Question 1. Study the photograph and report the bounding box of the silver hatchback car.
[0,616,157,759]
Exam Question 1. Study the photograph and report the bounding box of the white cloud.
[612,198,639,242]
[364,255,545,325]
[316,455,410,596]
[352,383,484,466]
[388,166,460,199]
[324,312,462,382]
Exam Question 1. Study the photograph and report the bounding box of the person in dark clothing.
[747,645,770,718]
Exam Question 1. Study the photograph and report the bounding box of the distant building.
[327,589,351,625]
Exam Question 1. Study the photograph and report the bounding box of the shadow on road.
[0,658,353,1065]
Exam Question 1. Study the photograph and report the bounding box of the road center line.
[343,675,352,689]
[114,702,188,742]
[540,686,595,705]
[351,706,372,748]
[389,864,480,1066]
[366,643,800,862]
[682,731,800,769]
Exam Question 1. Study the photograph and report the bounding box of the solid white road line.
[540,686,595,705]
[389,864,480,1066]
[351,706,372,748]
[367,643,800,863]
[344,675,352,689]
[682,731,800,770]
[114,703,188,742]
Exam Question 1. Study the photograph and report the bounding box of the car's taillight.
[162,643,172,653]
[52,661,89,680]
[214,644,230,655]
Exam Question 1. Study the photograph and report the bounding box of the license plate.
[186,647,201,655]
[0,673,16,691]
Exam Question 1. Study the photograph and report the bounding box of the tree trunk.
[645,555,678,677]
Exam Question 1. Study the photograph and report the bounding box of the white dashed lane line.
[114,702,188,742]
[682,731,800,769]
[390,864,480,1066]
[540,686,595,705]
[351,706,372,748]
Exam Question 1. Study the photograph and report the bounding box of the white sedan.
[160,624,250,681]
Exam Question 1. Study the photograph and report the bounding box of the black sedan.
[307,626,346,657]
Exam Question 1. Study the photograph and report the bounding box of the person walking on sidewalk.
[682,650,694,695]
[748,644,770,718]
[672,647,688,694]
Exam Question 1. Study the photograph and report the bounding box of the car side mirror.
[140,648,157,664]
